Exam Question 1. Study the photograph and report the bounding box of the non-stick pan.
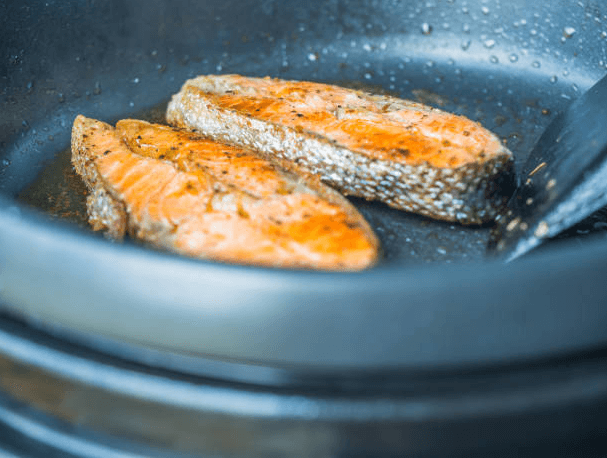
[2,0,607,370]
[3,0,607,455]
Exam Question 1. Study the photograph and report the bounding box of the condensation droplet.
[563,26,576,38]
[601,31,607,39]
[550,75,558,84]
[363,43,372,52]
[462,23,470,33]
[490,55,499,63]
[421,22,433,35]
[484,39,496,48]
[562,69,570,76]
[461,6,469,13]
[530,29,538,36]
[532,61,541,68]
[461,39,471,50]
[481,6,490,14]
[307,53,317,61]
[572,83,579,92]
[509,53,519,62]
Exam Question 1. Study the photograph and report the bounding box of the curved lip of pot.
[1,193,607,373]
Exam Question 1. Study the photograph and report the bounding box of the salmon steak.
[71,115,379,271]
[166,74,515,224]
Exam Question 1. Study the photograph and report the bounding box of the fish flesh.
[71,115,379,271]
[166,74,514,224]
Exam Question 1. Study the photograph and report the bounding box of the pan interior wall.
[2,0,607,265]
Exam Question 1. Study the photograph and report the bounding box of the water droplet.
[421,23,433,35]
[442,22,450,30]
[484,39,496,48]
[379,42,387,50]
[426,60,435,68]
[490,55,499,63]
[481,6,490,14]
[572,83,579,92]
[532,61,541,68]
[563,26,576,38]
[364,72,372,80]
[461,6,469,14]
[2,159,10,167]
[58,93,65,103]
[461,39,471,50]
[550,75,558,84]
[562,69,570,76]
[602,31,607,39]
[520,19,527,25]
[462,23,470,33]
[363,43,372,52]
[93,81,102,95]
[132,77,140,84]
[129,101,135,107]
[307,53,317,61]
[530,29,538,36]
[509,53,519,62]
[447,58,455,65]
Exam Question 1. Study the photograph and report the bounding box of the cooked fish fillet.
[71,115,379,271]
[166,74,515,224]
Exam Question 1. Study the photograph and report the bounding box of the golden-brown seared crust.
[71,116,379,271]
[166,74,515,224]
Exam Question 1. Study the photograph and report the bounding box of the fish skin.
[71,115,379,271]
[166,74,515,224]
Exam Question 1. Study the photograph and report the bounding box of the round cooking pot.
[1,0,607,456]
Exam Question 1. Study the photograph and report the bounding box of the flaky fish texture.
[166,74,515,224]
[71,115,379,271]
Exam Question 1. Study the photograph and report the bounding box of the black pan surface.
[1,0,607,374]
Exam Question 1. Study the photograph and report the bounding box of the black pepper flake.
[296,113,304,117]
[159,154,166,159]
[103,150,111,155]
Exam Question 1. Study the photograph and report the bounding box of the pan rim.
[1,194,607,371]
